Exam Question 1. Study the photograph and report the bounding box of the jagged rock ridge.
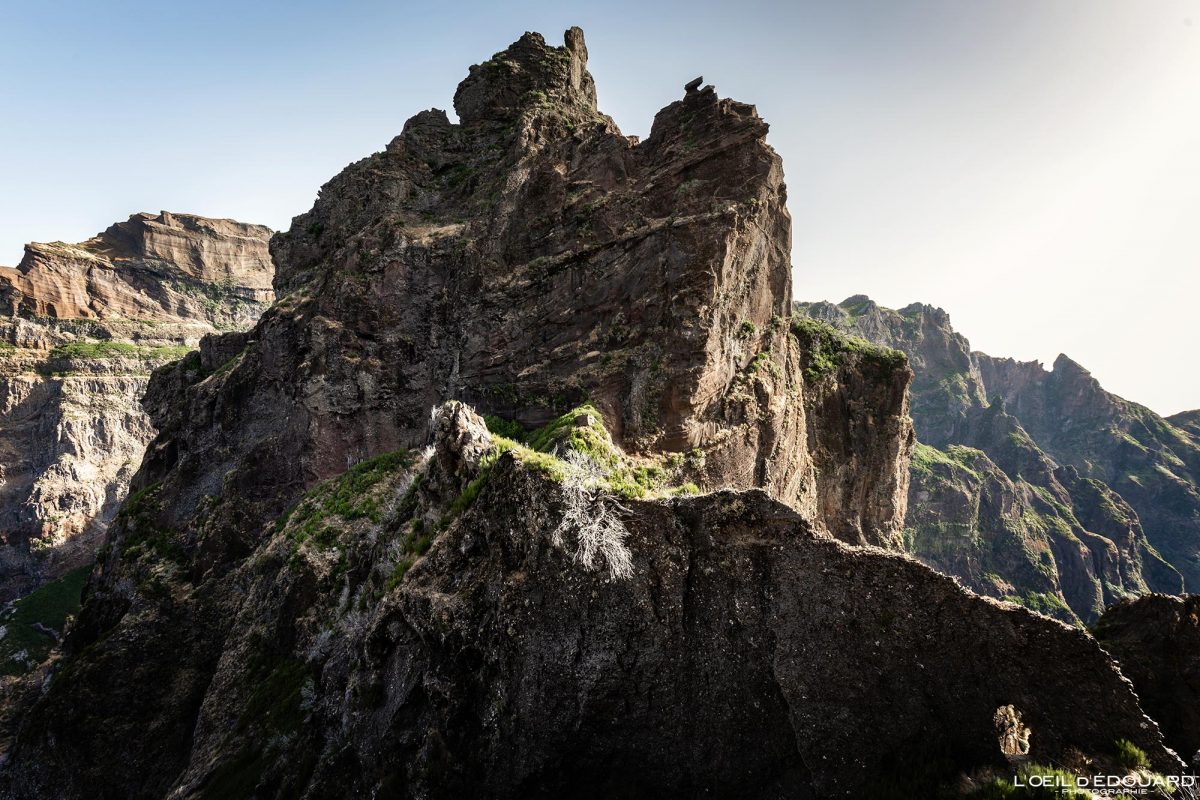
[1094,593,1200,766]
[113,26,911,555]
[4,400,1184,797]
[0,29,1179,799]
[0,212,274,609]
[796,295,1193,623]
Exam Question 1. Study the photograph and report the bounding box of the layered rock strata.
[0,212,273,602]
[0,29,1174,799]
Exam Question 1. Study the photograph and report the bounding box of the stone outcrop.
[0,402,1183,798]
[790,317,912,547]
[1,211,273,326]
[0,29,1175,798]
[75,27,911,561]
[796,297,1187,622]
[0,213,273,605]
[1094,593,1200,766]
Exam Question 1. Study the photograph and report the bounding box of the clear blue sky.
[2,0,1197,415]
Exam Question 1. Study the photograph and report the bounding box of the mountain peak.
[898,301,950,326]
[1051,352,1089,376]
[453,27,597,125]
[2,211,273,322]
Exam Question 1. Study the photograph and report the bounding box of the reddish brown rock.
[0,213,273,605]
[1,211,272,325]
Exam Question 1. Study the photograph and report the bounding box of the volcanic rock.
[1094,593,1200,765]
[0,28,1174,800]
[0,212,273,605]
[795,297,1188,622]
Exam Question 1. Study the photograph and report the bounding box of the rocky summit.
[795,296,1196,624]
[0,212,273,614]
[0,29,1187,799]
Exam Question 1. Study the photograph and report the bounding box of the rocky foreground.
[0,212,273,607]
[0,28,1189,799]
[1094,593,1200,765]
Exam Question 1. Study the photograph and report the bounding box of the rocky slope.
[1168,409,1200,443]
[1094,594,1200,766]
[978,352,1200,590]
[796,297,1188,623]
[5,402,1181,798]
[0,212,273,607]
[0,29,1180,798]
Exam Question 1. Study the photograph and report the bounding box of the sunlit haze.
[2,0,1196,414]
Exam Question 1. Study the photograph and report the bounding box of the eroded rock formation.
[0,29,1177,799]
[82,28,911,560]
[1094,594,1200,766]
[2,401,1184,798]
[0,213,273,604]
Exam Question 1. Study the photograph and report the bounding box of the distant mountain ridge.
[796,295,1197,624]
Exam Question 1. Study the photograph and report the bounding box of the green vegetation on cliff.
[911,442,983,479]
[49,341,193,361]
[278,450,415,552]
[482,403,675,501]
[790,316,906,383]
[0,566,89,676]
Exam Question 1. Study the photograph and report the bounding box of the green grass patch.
[283,450,414,547]
[50,341,192,361]
[911,443,983,479]
[522,404,672,498]
[790,316,906,383]
[0,567,90,676]
[483,414,526,441]
[1003,590,1073,619]
[525,403,613,463]
[445,403,686,520]
[1113,738,1150,770]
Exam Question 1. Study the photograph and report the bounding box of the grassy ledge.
[790,316,907,383]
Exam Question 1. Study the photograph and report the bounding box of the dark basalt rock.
[2,403,1181,799]
[0,28,1176,800]
[1095,593,1200,766]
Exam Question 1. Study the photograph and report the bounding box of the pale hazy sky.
[2,0,1197,414]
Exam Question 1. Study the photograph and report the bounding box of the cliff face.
[0,213,274,606]
[0,211,273,325]
[796,297,1187,623]
[2,402,1182,798]
[1094,594,1200,766]
[977,353,1200,591]
[0,29,1178,798]
[81,29,910,557]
